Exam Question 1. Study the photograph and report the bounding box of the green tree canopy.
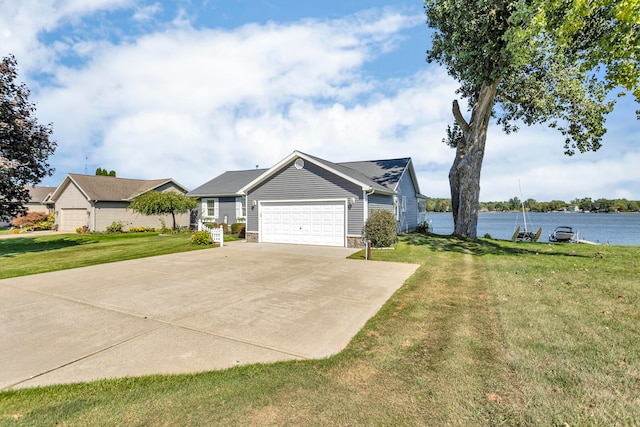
[128,191,197,230]
[1,55,56,220]
[425,0,639,238]
[95,167,116,177]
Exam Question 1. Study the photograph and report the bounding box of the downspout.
[364,188,374,223]
[244,192,248,242]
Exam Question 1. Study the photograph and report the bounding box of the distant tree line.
[426,197,640,213]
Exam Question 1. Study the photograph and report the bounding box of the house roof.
[188,168,268,197]
[26,186,57,204]
[238,151,420,196]
[49,174,188,202]
[337,158,411,191]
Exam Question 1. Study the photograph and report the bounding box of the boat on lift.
[549,226,577,243]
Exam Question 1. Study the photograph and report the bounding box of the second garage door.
[260,201,345,246]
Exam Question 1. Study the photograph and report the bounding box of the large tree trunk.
[449,81,499,239]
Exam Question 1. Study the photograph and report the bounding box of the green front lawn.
[0,232,212,280]
[1,234,639,425]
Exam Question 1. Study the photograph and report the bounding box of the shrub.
[415,221,431,234]
[106,221,124,233]
[365,210,398,248]
[191,231,212,245]
[11,212,49,230]
[231,223,246,236]
[35,213,55,230]
[129,227,155,233]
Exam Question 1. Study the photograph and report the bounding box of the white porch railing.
[197,219,224,247]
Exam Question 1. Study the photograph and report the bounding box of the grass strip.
[0,233,210,279]
[1,234,638,425]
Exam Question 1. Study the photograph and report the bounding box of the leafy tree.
[128,191,197,230]
[11,211,52,230]
[1,55,56,220]
[425,0,639,238]
[95,167,116,177]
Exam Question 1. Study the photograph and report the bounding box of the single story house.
[191,151,427,247]
[49,174,191,232]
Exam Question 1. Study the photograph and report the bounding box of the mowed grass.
[0,233,210,279]
[1,234,639,425]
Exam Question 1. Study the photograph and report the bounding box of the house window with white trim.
[401,196,407,213]
[202,198,219,221]
[235,197,246,223]
[206,199,215,217]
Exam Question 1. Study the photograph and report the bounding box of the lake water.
[425,212,640,246]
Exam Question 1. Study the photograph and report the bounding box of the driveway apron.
[0,241,418,390]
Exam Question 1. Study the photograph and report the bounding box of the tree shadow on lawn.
[402,233,594,259]
[0,236,97,258]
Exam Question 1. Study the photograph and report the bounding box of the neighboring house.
[49,174,190,232]
[188,168,267,226]
[192,150,427,248]
[26,186,56,214]
[0,186,56,228]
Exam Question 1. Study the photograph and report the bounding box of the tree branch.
[452,100,470,133]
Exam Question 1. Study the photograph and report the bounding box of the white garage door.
[261,201,345,246]
[60,208,88,231]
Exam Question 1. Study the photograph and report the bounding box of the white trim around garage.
[258,199,348,247]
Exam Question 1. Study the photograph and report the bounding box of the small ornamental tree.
[128,191,197,230]
[364,210,398,248]
[11,212,51,229]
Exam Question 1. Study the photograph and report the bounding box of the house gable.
[239,151,392,196]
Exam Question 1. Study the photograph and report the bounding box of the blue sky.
[2,0,639,202]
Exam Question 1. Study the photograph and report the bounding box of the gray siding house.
[193,151,427,248]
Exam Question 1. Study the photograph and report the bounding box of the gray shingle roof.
[26,186,57,203]
[54,174,181,201]
[188,169,268,197]
[337,158,410,191]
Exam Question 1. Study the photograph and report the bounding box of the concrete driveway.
[0,241,418,390]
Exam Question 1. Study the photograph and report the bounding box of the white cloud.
[4,1,639,202]
[133,2,162,21]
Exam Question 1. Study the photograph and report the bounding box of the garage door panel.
[60,208,88,231]
[261,202,345,247]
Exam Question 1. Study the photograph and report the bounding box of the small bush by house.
[191,231,213,245]
[365,210,398,248]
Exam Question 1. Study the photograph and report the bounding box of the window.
[206,199,215,217]
[401,196,407,213]
[202,198,219,220]
[236,197,246,222]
